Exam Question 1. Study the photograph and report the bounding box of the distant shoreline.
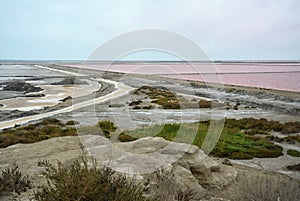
[1,60,300,64]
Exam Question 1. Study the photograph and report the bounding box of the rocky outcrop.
[2,81,43,93]
[0,136,237,200]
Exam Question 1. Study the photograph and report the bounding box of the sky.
[0,0,299,60]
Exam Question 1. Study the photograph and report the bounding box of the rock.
[81,136,237,190]
[0,135,237,200]
[3,81,43,93]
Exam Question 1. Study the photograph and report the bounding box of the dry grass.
[223,171,300,201]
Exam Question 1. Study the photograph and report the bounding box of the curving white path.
[0,66,134,130]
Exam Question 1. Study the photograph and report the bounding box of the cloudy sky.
[0,0,299,60]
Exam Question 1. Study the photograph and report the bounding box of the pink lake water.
[69,63,300,92]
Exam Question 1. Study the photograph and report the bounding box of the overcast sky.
[0,0,299,60]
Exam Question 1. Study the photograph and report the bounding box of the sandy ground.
[0,66,133,130]
[0,79,101,111]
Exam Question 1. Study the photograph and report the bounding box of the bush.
[224,172,300,201]
[0,165,32,196]
[129,100,142,106]
[287,163,300,171]
[287,149,300,157]
[144,169,197,201]
[118,132,137,142]
[66,120,79,125]
[34,157,149,201]
[98,120,116,135]
[284,135,300,143]
[198,100,211,108]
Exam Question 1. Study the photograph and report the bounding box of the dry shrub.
[34,156,149,201]
[0,164,32,196]
[144,169,197,201]
[224,172,300,201]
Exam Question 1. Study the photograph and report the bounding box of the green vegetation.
[65,120,79,125]
[120,118,289,159]
[287,149,300,157]
[151,98,181,109]
[133,85,219,109]
[98,120,117,138]
[118,132,138,142]
[0,165,32,196]
[34,157,150,201]
[0,118,77,148]
[284,135,300,143]
[129,100,142,106]
[287,163,300,171]
[198,99,212,108]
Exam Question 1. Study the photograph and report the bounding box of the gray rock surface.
[0,135,237,200]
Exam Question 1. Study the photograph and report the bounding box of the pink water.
[69,63,300,92]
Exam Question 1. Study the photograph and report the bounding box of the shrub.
[98,120,117,135]
[0,165,32,196]
[118,132,137,142]
[129,100,142,106]
[224,172,300,201]
[34,157,149,201]
[155,98,180,109]
[198,100,211,108]
[65,120,79,125]
[144,169,198,201]
[284,135,300,143]
[287,149,300,157]
[287,163,300,171]
[142,105,153,110]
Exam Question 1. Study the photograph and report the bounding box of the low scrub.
[0,165,32,196]
[118,132,138,142]
[34,156,149,201]
[122,119,284,159]
[287,149,300,157]
[0,118,77,148]
[287,163,300,171]
[224,172,300,201]
[65,120,79,125]
[98,120,116,137]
